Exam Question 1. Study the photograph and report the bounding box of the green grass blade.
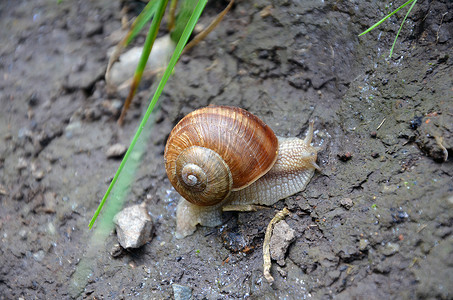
[359,0,416,36]
[89,0,208,229]
[170,0,198,43]
[124,0,160,46]
[71,98,159,298]
[134,0,168,76]
[389,0,417,57]
[105,0,159,84]
[118,0,170,124]
[89,0,168,228]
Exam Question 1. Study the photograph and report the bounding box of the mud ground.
[0,0,452,299]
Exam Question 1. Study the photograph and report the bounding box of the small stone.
[371,152,380,158]
[391,209,409,224]
[18,229,28,240]
[180,56,191,64]
[110,100,123,110]
[107,35,175,87]
[64,63,105,90]
[84,21,103,37]
[34,130,56,149]
[0,185,7,196]
[3,133,12,140]
[32,169,45,181]
[382,184,398,194]
[359,239,369,251]
[83,106,102,121]
[101,99,122,116]
[338,152,352,162]
[33,250,45,262]
[65,121,82,139]
[448,195,453,205]
[106,143,127,159]
[172,284,192,300]
[383,242,400,256]
[34,192,57,214]
[277,266,287,277]
[270,221,297,266]
[260,5,273,18]
[18,127,33,140]
[370,131,377,138]
[28,93,40,107]
[340,198,353,209]
[43,192,57,213]
[47,222,56,235]
[13,190,24,200]
[17,157,28,170]
[113,203,153,249]
[110,243,124,258]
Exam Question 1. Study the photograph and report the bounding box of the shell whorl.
[174,146,232,206]
[164,106,279,206]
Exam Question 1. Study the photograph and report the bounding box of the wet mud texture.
[1,0,452,299]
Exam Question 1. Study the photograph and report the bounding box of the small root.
[183,0,234,53]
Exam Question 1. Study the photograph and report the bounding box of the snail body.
[164,106,320,238]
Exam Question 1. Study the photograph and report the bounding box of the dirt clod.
[270,220,296,266]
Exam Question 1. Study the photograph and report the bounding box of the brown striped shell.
[164,106,279,206]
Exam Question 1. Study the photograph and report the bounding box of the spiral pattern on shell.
[164,106,279,206]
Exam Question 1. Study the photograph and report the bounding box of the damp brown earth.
[0,0,452,299]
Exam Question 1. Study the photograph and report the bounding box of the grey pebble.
[106,143,127,159]
[172,284,192,300]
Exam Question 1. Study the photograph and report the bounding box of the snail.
[164,105,321,238]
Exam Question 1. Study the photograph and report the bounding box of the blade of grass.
[70,87,160,298]
[170,0,198,43]
[358,0,416,36]
[106,1,159,84]
[389,0,417,57]
[118,0,170,125]
[89,0,168,229]
[124,1,160,46]
[89,0,208,229]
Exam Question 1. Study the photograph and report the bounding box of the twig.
[436,12,448,44]
[183,0,234,53]
[376,118,386,130]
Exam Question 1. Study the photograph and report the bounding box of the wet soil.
[1,0,452,299]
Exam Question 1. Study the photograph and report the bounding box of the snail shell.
[164,106,279,206]
[164,106,321,238]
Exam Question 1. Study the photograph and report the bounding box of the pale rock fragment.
[113,203,153,249]
[106,143,127,158]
